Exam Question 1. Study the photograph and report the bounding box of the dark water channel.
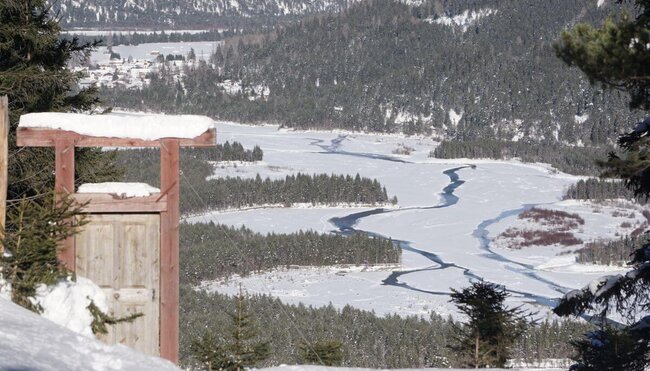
[314,135,568,309]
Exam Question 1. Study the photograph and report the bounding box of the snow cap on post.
[17,111,216,147]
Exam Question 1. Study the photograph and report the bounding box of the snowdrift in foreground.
[33,276,108,337]
[0,296,179,371]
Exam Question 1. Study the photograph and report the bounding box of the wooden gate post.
[54,138,76,270]
[0,96,8,248]
[160,139,180,363]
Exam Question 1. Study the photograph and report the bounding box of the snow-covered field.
[90,41,219,63]
[192,122,636,319]
[64,29,216,36]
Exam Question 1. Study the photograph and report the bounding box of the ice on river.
[197,122,630,318]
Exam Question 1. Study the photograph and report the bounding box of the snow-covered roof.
[78,182,161,198]
[19,111,214,141]
[0,297,179,371]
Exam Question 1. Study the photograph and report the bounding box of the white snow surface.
[189,122,641,319]
[448,109,463,127]
[0,295,180,371]
[19,111,214,140]
[32,276,108,337]
[574,114,589,124]
[90,41,219,63]
[0,276,11,301]
[429,8,497,32]
[79,182,160,197]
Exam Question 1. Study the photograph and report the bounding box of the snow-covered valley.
[190,122,632,319]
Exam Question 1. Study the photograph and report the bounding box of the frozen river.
[191,122,625,318]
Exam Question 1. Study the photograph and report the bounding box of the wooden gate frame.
[17,125,216,364]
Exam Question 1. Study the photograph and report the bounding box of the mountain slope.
[54,0,358,28]
[104,0,640,144]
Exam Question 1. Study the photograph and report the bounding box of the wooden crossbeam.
[16,127,216,148]
[72,193,168,213]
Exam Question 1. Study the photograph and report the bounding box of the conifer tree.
[0,0,121,314]
[0,194,85,311]
[190,288,269,371]
[0,0,121,200]
[449,282,531,368]
[299,340,344,366]
[553,1,650,369]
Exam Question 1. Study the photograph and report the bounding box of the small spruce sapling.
[299,340,344,366]
[449,281,533,368]
[190,287,269,371]
[0,194,86,311]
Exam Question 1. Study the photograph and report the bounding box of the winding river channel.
[321,135,568,309]
[205,123,611,317]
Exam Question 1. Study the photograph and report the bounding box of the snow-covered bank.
[0,297,179,371]
[185,206,395,235]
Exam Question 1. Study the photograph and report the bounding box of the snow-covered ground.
[191,122,638,319]
[0,296,179,371]
[188,207,372,235]
[64,29,217,36]
[90,41,219,64]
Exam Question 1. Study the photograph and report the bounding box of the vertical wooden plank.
[159,139,180,363]
[55,139,75,270]
[0,96,7,251]
[149,214,161,356]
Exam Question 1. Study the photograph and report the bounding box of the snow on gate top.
[19,111,214,140]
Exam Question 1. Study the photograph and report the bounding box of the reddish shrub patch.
[499,228,582,249]
[518,207,584,231]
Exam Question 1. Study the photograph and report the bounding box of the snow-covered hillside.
[0,297,179,371]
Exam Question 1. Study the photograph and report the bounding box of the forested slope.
[52,0,357,29]
[180,288,592,368]
[104,0,641,144]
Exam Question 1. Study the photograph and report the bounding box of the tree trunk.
[475,334,480,368]
[0,96,7,249]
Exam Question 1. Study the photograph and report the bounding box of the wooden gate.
[76,214,161,355]
[16,113,216,363]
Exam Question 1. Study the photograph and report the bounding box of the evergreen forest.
[564,178,649,204]
[53,0,354,29]
[180,222,401,284]
[431,140,612,175]
[180,288,592,369]
[574,235,649,266]
[102,0,641,146]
